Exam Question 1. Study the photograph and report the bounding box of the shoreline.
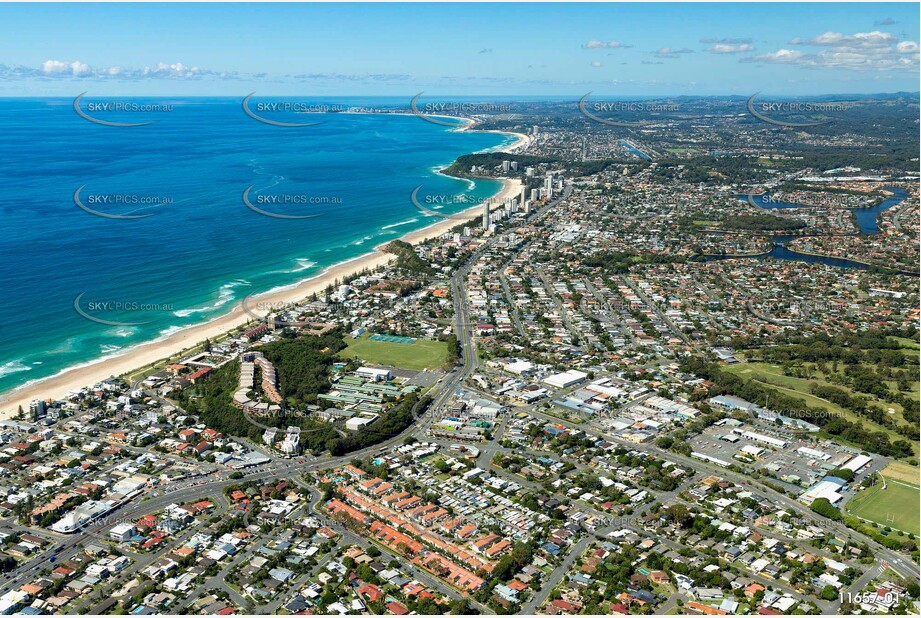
[699,245,917,276]
[354,111,531,153]
[781,243,917,275]
[0,126,525,418]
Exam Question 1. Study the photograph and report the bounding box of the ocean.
[0,97,512,395]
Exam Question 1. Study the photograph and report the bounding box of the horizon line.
[3,91,919,99]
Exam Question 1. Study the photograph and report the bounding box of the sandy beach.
[444,116,531,153]
[348,110,531,154]
[0,164,523,418]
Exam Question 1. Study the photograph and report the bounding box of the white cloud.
[791,30,896,48]
[705,44,755,54]
[743,30,918,71]
[584,40,625,49]
[146,62,202,78]
[6,59,231,80]
[654,47,693,59]
[700,37,752,45]
[70,61,92,76]
[41,60,72,75]
[748,49,805,64]
[590,60,602,68]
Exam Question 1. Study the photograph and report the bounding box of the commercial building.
[843,454,872,473]
[543,370,588,389]
[356,367,392,382]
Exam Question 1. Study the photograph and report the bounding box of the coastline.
[453,120,530,154]
[0,133,524,417]
[360,111,531,153]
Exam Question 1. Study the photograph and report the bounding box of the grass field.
[891,336,920,351]
[339,333,447,371]
[891,336,921,368]
[727,362,887,424]
[846,477,920,536]
[726,361,919,458]
[880,461,921,485]
[885,377,920,403]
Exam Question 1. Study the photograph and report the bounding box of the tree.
[828,468,854,482]
[666,504,693,528]
[810,498,843,521]
[449,599,478,614]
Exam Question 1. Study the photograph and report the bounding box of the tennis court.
[369,334,415,344]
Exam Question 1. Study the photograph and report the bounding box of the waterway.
[620,139,651,160]
[709,186,910,272]
[741,186,907,235]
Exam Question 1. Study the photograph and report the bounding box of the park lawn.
[807,365,916,425]
[338,333,447,371]
[726,362,864,420]
[794,360,921,428]
[726,362,919,458]
[899,349,920,361]
[845,478,920,536]
[809,365,919,426]
[890,336,921,363]
[884,379,920,403]
[891,336,920,351]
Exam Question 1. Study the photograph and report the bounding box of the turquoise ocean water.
[0,97,510,396]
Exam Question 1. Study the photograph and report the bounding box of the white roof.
[543,370,588,388]
[843,454,872,471]
[358,366,390,376]
[801,480,843,504]
[506,360,534,374]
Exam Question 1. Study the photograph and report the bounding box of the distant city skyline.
[0,2,918,96]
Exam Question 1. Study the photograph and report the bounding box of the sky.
[0,2,918,97]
